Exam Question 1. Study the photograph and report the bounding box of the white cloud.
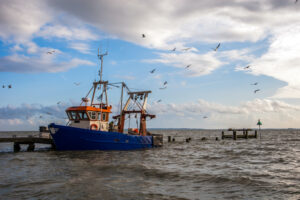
[69,42,92,54]
[37,25,98,41]
[148,98,300,128]
[247,24,300,98]
[147,51,222,77]
[45,0,300,48]
[0,53,95,73]
[0,0,51,42]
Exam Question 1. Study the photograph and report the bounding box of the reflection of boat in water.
[48,51,163,150]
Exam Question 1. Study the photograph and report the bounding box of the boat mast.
[98,48,108,82]
[90,49,108,106]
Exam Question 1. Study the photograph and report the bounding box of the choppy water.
[0,129,299,200]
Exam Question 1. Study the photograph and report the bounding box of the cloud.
[68,42,92,54]
[0,53,95,73]
[147,98,300,128]
[0,0,51,42]
[45,0,300,48]
[147,51,222,76]
[247,24,300,98]
[0,103,71,131]
[37,25,98,41]
[150,98,300,116]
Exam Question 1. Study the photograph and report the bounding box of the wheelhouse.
[66,104,112,131]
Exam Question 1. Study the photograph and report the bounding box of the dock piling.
[27,143,35,151]
[222,128,257,140]
[13,143,20,152]
[233,131,237,140]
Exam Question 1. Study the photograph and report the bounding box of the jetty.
[222,128,258,140]
[0,127,55,152]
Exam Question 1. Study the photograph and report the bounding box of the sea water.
[0,129,299,200]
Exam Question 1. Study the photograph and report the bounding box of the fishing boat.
[48,51,163,150]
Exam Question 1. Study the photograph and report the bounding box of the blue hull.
[48,123,153,151]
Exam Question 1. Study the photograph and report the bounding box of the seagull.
[8,85,12,89]
[185,64,192,69]
[57,101,61,105]
[159,86,167,90]
[74,82,80,86]
[150,69,156,74]
[182,47,191,51]
[171,47,176,51]
[244,65,251,70]
[46,112,52,115]
[157,99,162,103]
[142,34,146,38]
[163,81,168,85]
[47,50,55,54]
[254,89,260,93]
[251,82,258,85]
[213,43,221,51]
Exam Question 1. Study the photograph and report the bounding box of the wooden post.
[222,131,224,140]
[186,138,189,143]
[14,142,20,152]
[245,130,248,139]
[255,130,257,138]
[233,131,237,140]
[168,136,171,142]
[27,143,35,151]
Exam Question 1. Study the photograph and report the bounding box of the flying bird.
[150,69,156,74]
[47,50,55,54]
[251,82,258,85]
[57,101,61,105]
[157,99,162,103]
[163,81,168,85]
[74,82,80,86]
[142,34,146,38]
[213,43,221,51]
[46,112,52,115]
[171,47,176,51]
[254,89,260,93]
[159,86,167,90]
[185,64,192,69]
[244,65,251,69]
[182,47,191,51]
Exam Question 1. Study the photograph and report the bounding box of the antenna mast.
[98,48,108,82]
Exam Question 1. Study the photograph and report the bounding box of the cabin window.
[102,113,107,121]
[88,111,97,120]
[78,112,89,120]
[96,112,107,121]
[70,111,78,120]
[67,112,72,120]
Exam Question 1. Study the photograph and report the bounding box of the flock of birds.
[2,84,12,89]
[141,33,261,113]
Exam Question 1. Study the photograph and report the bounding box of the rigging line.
[80,86,94,106]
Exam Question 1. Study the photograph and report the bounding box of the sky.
[1,0,300,131]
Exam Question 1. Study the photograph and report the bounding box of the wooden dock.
[0,134,55,152]
[222,129,258,140]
